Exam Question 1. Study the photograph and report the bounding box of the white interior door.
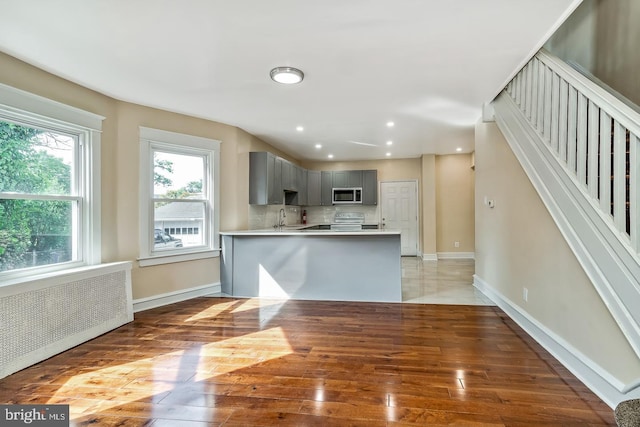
[380,181,418,256]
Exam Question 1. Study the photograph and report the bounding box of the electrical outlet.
[454,241,460,248]
[523,287,528,302]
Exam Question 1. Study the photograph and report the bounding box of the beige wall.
[421,155,437,256]
[0,51,289,300]
[593,0,640,106]
[475,121,640,383]
[435,154,475,253]
[544,0,597,71]
[546,0,640,106]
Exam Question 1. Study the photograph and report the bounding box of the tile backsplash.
[248,204,379,229]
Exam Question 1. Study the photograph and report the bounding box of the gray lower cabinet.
[249,152,283,205]
[362,169,377,205]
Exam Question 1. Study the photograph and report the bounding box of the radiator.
[0,262,133,378]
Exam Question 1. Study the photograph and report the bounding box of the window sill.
[0,261,132,290]
[137,249,220,267]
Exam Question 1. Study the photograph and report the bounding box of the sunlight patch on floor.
[51,326,294,420]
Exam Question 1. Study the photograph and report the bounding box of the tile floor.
[401,257,495,305]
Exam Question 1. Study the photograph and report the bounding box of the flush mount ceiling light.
[270,67,304,84]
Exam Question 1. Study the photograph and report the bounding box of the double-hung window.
[139,127,220,266]
[0,84,103,279]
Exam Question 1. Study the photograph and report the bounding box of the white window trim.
[138,127,220,267]
[0,83,104,282]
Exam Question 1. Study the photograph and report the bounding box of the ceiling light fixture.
[456,147,462,152]
[270,67,304,84]
[328,154,334,159]
[386,121,395,127]
[296,126,304,132]
[315,144,322,149]
[386,140,393,146]
[386,152,391,157]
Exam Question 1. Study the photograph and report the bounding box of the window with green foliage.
[0,120,79,272]
[0,84,102,279]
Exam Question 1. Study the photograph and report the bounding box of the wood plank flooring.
[0,297,615,426]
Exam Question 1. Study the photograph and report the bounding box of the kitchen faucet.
[278,208,286,227]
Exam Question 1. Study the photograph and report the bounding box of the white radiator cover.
[0,262,133,378]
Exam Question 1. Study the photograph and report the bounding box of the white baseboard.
[437,252,475,259]
[133,282,221,313]
[473,274,640,409]
[422,253,438,261]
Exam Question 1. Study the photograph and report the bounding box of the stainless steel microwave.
[332,188,362,204]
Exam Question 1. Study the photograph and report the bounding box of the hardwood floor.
[0,297,615,426]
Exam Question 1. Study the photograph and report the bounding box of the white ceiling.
[0,0,579,161]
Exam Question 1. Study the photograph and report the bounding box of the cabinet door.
[298,168,308,205]
[321,171,333,205]
[347,170,363,187]
[332,171,348,188]
[249,152,268,205]
[281,160,292,191]
[362,169,377,205]
[292,165,302,192]
[307,171,321,206]
[268,155,283,204]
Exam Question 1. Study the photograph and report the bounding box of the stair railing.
[506,49,640,252]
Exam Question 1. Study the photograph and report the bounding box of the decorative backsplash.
[248,204,379,229]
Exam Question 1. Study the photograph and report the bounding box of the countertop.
[220,224,400,236]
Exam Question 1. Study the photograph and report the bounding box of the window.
[139,127,220,266]
[0,83,103,279]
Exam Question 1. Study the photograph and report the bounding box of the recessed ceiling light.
[328,154,334,159]
[386,152,391,157]
[270,67,304,84]
[296,126,304,132]
[456,147,462,152]
[386,121,395,127]
[386,140,393,146]
[315,144,322,149]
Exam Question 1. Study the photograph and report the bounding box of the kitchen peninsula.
[220,227,401,302]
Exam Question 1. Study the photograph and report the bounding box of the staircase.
[491,48,640,399]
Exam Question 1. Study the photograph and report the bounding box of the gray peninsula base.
[221,233,402,302]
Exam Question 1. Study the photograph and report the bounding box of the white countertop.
[220,224,400,236]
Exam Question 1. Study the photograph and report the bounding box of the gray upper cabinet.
[250,151,377,206]
[332,171,347,188]
[321,171,333,205]
[298,167,308,205]
[307,170,321,206]
[362,169,377,205]
[347,170,363,187]
[333,170,363,188]
[249,152,283,205]
[281,160,294,191]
